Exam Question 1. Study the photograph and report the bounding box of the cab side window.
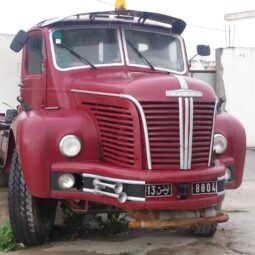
[26,36,44,75]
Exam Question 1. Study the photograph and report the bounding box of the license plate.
[192,181,217,195]
[145,184,172,197]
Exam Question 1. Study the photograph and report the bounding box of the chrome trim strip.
[176,76,195,170]
[188,97,194,169]
[175,75,188,89]
[117,27,125,64]
[82,173,145,185]
[73,89,152,169]
[184,98,189,169]
[83,188,95,193]
[127,196,145,202]
[217,175,226,181]
[83,188,145,202]
[51,63,124,72]
[178,97,184,169]
[44,106,60,110]
[217,191,225,196]
[208,101,218,166]
[121,28,129,64]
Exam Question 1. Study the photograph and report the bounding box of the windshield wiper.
[127,40,155,71]
[58,42,96,70]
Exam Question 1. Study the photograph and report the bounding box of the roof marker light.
[115,0,126,10]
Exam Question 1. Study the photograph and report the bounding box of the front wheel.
[190,223,218,237]
[8,150,57,245]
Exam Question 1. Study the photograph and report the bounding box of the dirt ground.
[0,149,254,255]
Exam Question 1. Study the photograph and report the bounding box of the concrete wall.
[190,60,216,91]
[0,34,21,113]
[216,47,255,148]
[191,71,216,91]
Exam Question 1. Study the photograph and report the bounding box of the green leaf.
[0,220,19,252]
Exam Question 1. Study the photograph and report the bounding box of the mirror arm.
[189,53,198,65]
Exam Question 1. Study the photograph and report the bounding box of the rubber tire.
[8,150,57,246]
[0,171,8,187]
[191,223,218,237]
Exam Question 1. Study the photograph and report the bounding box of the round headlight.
[213,134,227,154]
[59,135,81,157]
[58,174,75,189]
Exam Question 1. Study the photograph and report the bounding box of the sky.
[0,0,255,59]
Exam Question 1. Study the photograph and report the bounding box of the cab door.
[20,31,47,109]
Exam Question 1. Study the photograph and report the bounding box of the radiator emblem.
[166,89,203,97]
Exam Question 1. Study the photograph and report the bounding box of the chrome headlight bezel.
[59,135,81,157]
[213,134,227,154]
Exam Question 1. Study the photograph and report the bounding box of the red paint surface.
[9,14,246,211]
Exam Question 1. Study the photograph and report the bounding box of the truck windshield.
[124,29,184,73]
[51,28,122,70]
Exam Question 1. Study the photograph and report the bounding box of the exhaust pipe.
[94,188,127,203]
[93,178,123,194]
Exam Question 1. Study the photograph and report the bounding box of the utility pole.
[224,10,255,21]
[224,10,255,47]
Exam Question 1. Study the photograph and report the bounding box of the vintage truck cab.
[0,0,246,245]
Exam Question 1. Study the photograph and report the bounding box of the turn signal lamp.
[115,0,126,10]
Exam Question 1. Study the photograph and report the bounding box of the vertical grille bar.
[208,101,217,166]
[142,100,215,170]
[182,97,194,170]
[188,97,194,169]
[179,98,184,169]
[184,98,189,169]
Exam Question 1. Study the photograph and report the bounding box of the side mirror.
[10,30,28,52]
[197,44,210,57]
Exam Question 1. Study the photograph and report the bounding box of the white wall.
[216,47,255,148]
[0,34,21,113]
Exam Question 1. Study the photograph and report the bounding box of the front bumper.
[51,161,226,210]
[129,212,229,229]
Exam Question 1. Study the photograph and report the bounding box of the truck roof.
[37,9,186,35]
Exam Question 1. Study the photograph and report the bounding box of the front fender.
[214,112,246,189]
[11,109,98,197]
[11,111,47,197]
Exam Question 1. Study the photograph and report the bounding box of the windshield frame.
[49,25,125,71]
[121,26,187,74]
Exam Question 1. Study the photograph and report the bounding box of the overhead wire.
[187,24,225,32]
[94,1,226,34]
[95,0,113,6]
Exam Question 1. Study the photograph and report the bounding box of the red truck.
[0,1,246,246]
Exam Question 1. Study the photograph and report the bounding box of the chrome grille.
[83,103,136,168]
[142,101,215,170]
[192,102,215,167]
[141,101,180,169]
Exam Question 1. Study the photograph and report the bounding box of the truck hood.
[70,70,216,102]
